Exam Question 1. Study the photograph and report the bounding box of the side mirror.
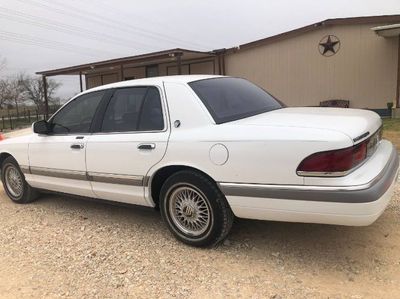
[32,120,50,135]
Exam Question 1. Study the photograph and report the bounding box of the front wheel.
[160,170,234,247]
[1,156,38,204]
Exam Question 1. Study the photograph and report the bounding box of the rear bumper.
[219,143,399,226]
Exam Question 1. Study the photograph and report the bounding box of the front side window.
[189,77,284,124]
[50,91,105,134]
[101,86,163,132]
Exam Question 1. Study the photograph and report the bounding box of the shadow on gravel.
[33,192,389,270]
[226,216,388,271]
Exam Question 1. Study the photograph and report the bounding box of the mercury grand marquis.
[0,75,398,247]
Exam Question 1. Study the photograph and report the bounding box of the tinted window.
[50,91,104,134]
[101,87,163,132]
[189,77,283,124]
[138,87,164,131]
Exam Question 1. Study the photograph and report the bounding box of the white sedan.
[0,75,398,247]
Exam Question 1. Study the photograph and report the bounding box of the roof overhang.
[36,48,216,77]
[36,14,400,76]
[371,23,400,37]
[226,15,400,53]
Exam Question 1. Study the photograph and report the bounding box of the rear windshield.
[189,77,284,124]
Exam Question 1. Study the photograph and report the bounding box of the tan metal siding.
[166,64,190,75]
[190,61,214,74]
[102,73,118,85]
[225,23,398,109]
[86,75,102,89]
[123,67,145,80]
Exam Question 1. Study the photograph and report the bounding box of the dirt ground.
[0,128,400,298]
[0,182,399,298]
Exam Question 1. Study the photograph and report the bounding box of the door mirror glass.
[33,120,49,135]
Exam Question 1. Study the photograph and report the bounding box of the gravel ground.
[0,184,399,298]
[0,129,399,298]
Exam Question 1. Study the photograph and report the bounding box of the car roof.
[87,74,225,93]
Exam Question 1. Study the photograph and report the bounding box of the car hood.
[0,133,33,145]
[231,107,382,142]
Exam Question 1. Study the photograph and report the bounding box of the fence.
[0,106,60,131]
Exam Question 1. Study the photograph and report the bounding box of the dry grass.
[383,118,400,151]
[383,131,400,151]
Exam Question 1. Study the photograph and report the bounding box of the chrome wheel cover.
[168,185,211,236]
[5,165,23,198]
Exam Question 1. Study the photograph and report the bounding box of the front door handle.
[137,143,156,150]
[71,144,84,149]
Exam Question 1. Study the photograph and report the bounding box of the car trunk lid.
[232,107,382,143]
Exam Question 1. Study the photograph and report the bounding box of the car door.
[85,85,169,206]
[27,90,106,197]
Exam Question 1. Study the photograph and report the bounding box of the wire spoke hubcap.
[5,165,23,198]
[169,186,211,236]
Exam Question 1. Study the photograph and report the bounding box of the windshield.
[189,77,284,124]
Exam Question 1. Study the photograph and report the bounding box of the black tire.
[160,170,234,247]
[1,156,39,204]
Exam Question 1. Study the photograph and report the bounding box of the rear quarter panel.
[152,124,353,185]
[149,82,353,186]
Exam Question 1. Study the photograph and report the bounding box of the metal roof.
[226,15,400,53]
[37,15,400,76]
[371,23,400,37]
[36,48,215,76]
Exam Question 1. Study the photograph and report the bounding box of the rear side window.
[189,77,283,124]
[138,87,164,131]
[101,87,164,132]
[50,91,105,134]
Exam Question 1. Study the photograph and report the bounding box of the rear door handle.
[71,144,84,149]
[137,143,156,150]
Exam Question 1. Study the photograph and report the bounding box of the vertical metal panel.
[42,75,48,118]
[79,72,83,92]
[86,75,102,89]
[189,61,214,74]
[176,53,182,75]
[396,35,400,107]
[120,65,125,81]
[102,73,118,84]
[167,64,190,75]
[123,67,146,79]
[224,23,398,109]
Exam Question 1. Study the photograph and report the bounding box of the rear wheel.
[160,170,234,247]
[1,157,38,204]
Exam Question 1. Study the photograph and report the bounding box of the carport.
[371,23,400,108]
[36,48,225,117]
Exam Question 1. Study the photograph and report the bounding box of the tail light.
[297,129,381,177]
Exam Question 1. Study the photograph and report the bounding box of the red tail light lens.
[297,140,368,176]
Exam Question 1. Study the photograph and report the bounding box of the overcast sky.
[0,0,399,100]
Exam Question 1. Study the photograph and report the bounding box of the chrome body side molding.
[87,172,143,186]
[23,166,144,186]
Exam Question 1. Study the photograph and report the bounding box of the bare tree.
[18,74,61,112]
[0,56,8,107]
[0,79,9,109]
[0,77,26,114]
